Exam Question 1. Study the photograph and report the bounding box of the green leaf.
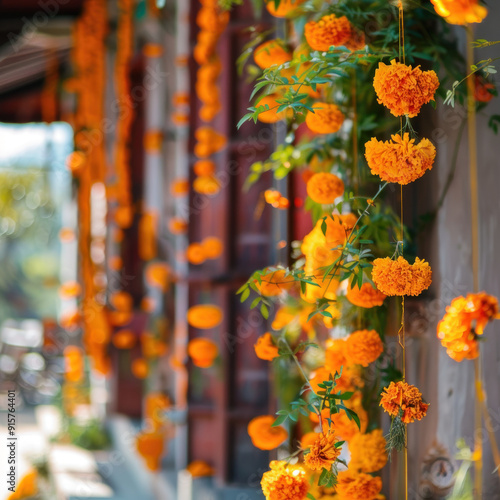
[272,414,288,426]
[260,303,269,319]
[250,297,261,309]
[307,494,317,500]
[240,287,250,302]
[335,391,354,401]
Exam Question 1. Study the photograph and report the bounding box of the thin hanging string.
[398,4,408,500]
[465,25,483,498]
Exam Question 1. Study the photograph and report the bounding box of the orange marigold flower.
[347,282,386,308]
[8,470,38,500]
[364,133,436,185]
[380,381,429,423]
[66,151,86,174]
[265,0,306,17]
[430,0,487,25]
[349,429,388,473]
[144,130,163,153]
[145,392,170,431]
[186,243,206,265]
[255,269,294,296]
[257,94,289,123]
[201,236,223,259]
[304,431,341,471]
[346,29,366,52]
[187,337,218,368]
[305,102,344,134]
[193,176,221,195]
[186,460,214,477]
[187,304,223,329]
[373,60,439,117]
[254,40,292,69]
[110,291,133,312]
[194,160,216,176]
[248,415,288,450]
[196,6,229,34]
[344,329,383,367]
[336,470,382,500]
[372,256,432,297]
[324,339,348,372]
[304,14,352,52]
[145,262,171,290]
[271,306,297,330]
[254,332,279,361]
[309,365,364,395]
[261,461,308,500]
[59,281,81,299]
[437,292,499,361]
[306,172,344,204]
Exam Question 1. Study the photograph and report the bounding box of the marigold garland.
[373,60,439,117]
[306,172,344,204]
[304,14,352,52]
[305,102,345,134]
[372,256,432,296]
[437,292,499,361]
[261,461,308,500]
[364,133,436,185]
[380,381,429,423]
[248,415,288,450]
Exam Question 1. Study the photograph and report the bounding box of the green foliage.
[385,413,406,455]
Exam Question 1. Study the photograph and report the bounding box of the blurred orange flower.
[247,415,288,450]
[194,160,216,176]
[254,40,292,69]
[171,179,190,196]
[193,176,221,195]
[112,329,136,349]
[346,282,386,308]
[336,470,382,500]
[186,460,214,477]
[254,332,279,361]
[131,358,149,379]
[255,269,294,296]
[187,304,223,329]
[201,236,223,259]
[430,0,487,25]
[136,431,164,471]
[306,172,344,204]
[305,14,352,51]
[349,429,387,473]
[305,102,344,134]
[186,243,206,265]
[188,337,218,368]
[344,329,383,367]
[265,0,306,17]
[261,461,308,500]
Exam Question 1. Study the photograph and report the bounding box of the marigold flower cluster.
[254,39,292,69]
[430,0,487,25]
[196,59,222,122]
[364,133,436,185]
[187,338,218,368]
[254,332,280,361]
[248,416,288,450]
[346,282,386,308]
[380,381,429,423]
[305,102,345,134]
[437,292,499,361]
[261,461,308,500]
[373,60,439,118]
[306,172,344,204]
[194,1,229,65]
[265,189,290,209]
[372,256,432,296]
[344,329,384,367]
[336,470,383,500]
[303,431,341,471]
[194,126,227,159]
[265,0,306,17]
[304,14,352,51]
[349,429,388,473]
